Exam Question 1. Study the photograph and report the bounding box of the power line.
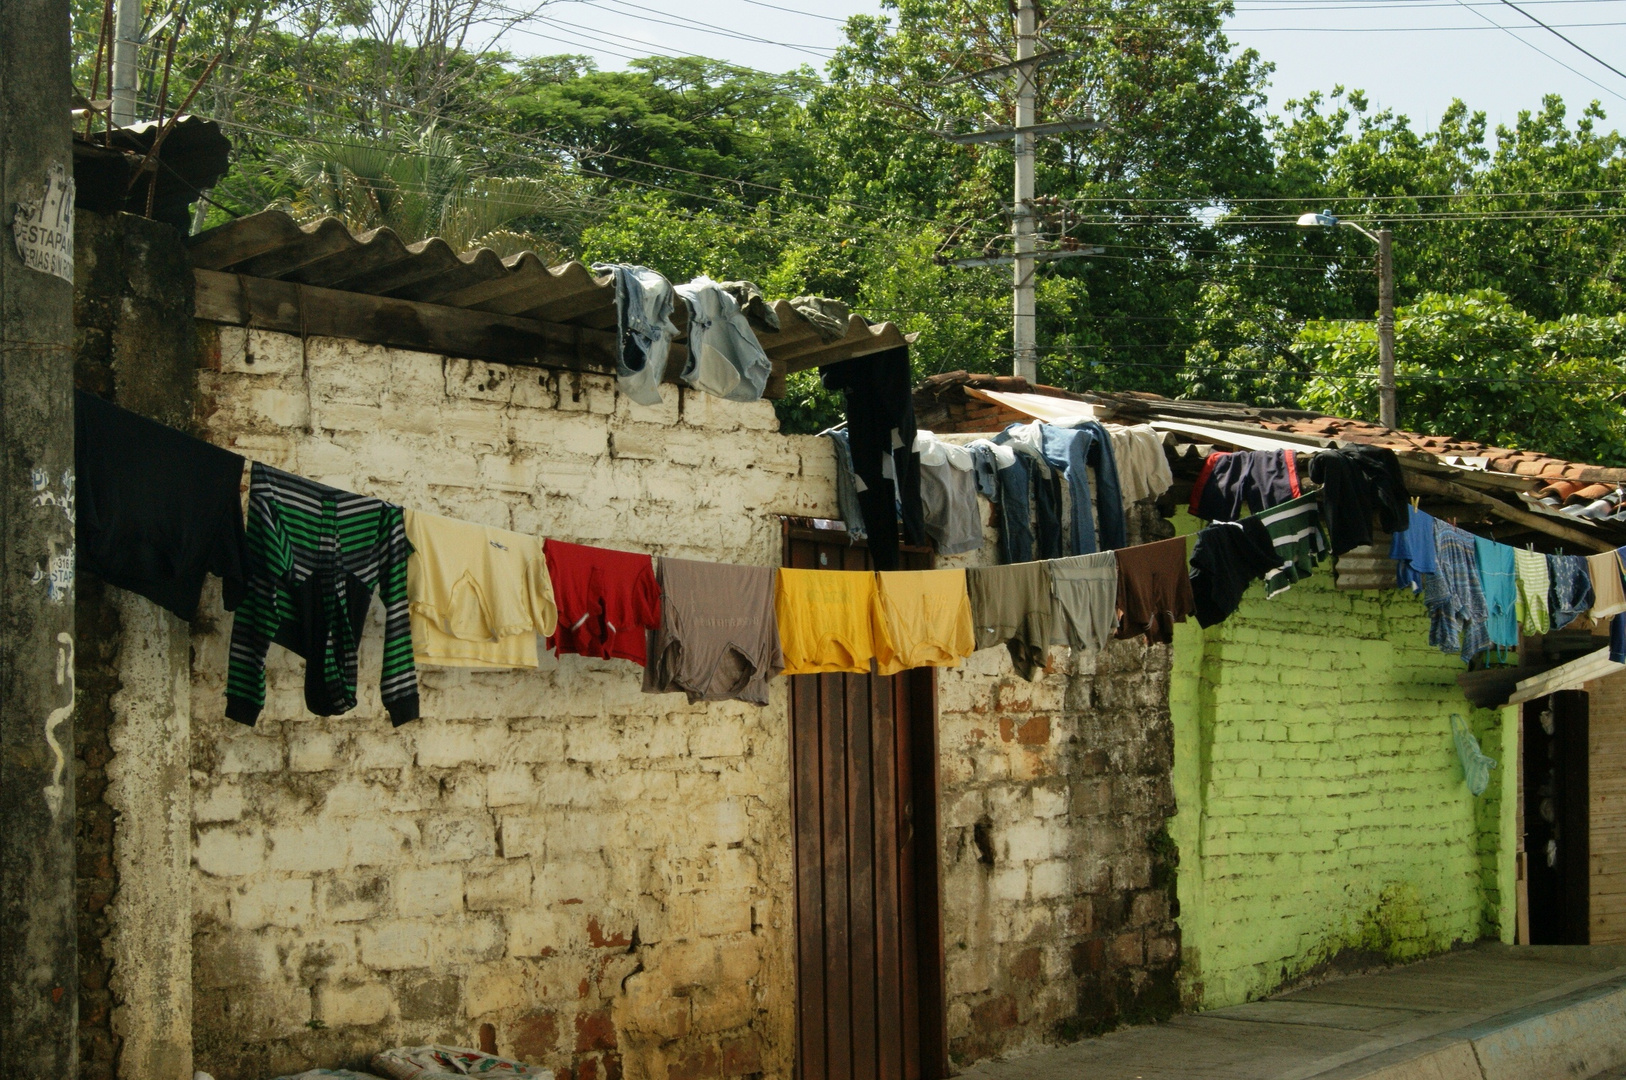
[1490,0,1626,83]
[577,0,836,57]
[1448,0,1626,106]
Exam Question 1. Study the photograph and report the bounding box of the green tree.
[1294,290,1626,465]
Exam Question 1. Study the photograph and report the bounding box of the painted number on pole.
[11,163,75,284]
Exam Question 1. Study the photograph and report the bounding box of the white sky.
[501,0,1626,134]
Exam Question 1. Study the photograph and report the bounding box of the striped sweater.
[226,463,418,726]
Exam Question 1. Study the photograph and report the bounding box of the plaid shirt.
[1424,521,1490,663]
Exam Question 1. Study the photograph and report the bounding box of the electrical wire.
[1448,0,1626,106]
[1491,0,1626,83]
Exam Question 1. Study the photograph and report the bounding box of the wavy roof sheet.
[186,209,910,389]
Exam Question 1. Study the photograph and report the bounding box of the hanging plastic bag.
[1451,714,1497,796]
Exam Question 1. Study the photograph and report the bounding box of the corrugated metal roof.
[185,209,911,391]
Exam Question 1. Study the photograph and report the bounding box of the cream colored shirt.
[404,510,558,668]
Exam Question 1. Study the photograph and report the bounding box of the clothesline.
[78,391,1626,738]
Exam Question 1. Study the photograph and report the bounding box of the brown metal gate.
[785,530,947,1080]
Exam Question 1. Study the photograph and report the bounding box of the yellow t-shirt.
[875,569,975,675]
[775,568,891,676]
[404,510,558,668]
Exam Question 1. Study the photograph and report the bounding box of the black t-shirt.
[75,390,248,619]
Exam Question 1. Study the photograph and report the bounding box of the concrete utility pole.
[1012,0,1038,383]
[1376,227,1397,429]
[111,0,140,126]
[1,0,81,1070]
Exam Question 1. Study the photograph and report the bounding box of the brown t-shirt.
[643,558,784,705]
[1114,536,1195,645]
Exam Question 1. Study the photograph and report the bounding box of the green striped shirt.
[226,463,418,726]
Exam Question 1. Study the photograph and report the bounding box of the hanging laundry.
[1474,537,1519,651]
[1389,505,1439,593]
[875,569,976,674]
[996,421,1126,555]
[1114,537,1195,645]
[789,295,852,343]
[1547,554,1593,631]
[74,390,248,620]
[226,464,417,726]
[1253,491,1328,597]
[644,559,783,705]
[674,276,773,402]
[402,511,557,669]
[1512,548,1551,637]
[1046,552,1119,651]
[966,439,1011,502]
[1586,547,1626,619]
[1189,449,1302,522]
[594,264,679,407]
[820,346,925,571]
[915,432,983,556]
[993,438,1064,563]
[1424,521,1490,664]
[1613,612,1626,664]
[1108,424,1175,506]
[544,539,661,665]
[1189,519,1282,628]
[1306,445,1410,555]
[717,279,779,330]
[826,430,868,539]
[776,567,891,676]
[966,562,1054,680]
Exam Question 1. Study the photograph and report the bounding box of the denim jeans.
[994,451,1062,563]
[594,264,677,406]
[1039,421,1127,555]
[675,276,773,402]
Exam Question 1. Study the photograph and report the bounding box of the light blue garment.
[675,276,774,402]
[1474,536,1519,650]
[1451,714,1497,796]
[594,263,678,406]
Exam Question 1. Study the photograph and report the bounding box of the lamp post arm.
[1339,219,1382,244]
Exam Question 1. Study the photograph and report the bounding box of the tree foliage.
[70,0,1626,451]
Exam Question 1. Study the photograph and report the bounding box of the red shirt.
[543,539,661,664]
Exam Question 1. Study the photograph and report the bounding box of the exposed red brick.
[587,916,631,948]
[510,1011,558,1062]
[577,1058,598,1080]
[721,1036,763,1075]
[970,994,1020,1033]
[603,1053,623,1080]
[1016,717,1050,745]
[667,1047,720,1080]
[1010,947,1042,984]
[575,1008,617,1052]
[997,717,1014,742]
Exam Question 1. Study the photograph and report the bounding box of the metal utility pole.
[111,0,140,125]
[1012,0,1038,383]
[1376,227,1396,429]
[1,0,81,1069]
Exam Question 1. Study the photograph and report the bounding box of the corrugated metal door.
[785,530,946,1080]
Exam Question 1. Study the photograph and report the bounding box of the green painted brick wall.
[1168,512,1517,1010]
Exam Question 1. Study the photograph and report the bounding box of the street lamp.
[1297,210,1397,430]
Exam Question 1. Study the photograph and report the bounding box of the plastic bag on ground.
[371,1046,552,1080]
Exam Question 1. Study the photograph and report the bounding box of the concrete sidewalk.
[958,944,1626,1080]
